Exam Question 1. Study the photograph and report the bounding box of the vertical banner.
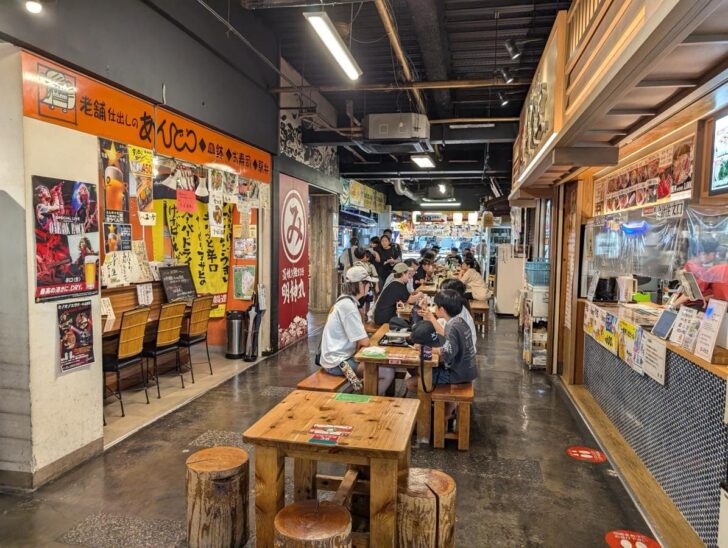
[57,300,94,373]
[278,175,309,349]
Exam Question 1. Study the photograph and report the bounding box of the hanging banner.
[207,169,225,238]
[278,174,309,349]
[154,107,271,183]
[128,145,156,226]
[32,176,100,302]
[57,300,94,373]
[21,51,155,148]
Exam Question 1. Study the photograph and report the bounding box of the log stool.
[186,446,249,548]
[274,500,352,547]
[397,468,456,547]
[432,383,474,450]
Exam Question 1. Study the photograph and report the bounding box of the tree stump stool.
[397,468,456,547]
[186,446,249,548]
[274,500,352,547]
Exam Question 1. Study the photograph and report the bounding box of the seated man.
[413,258,434,288]
[319,266,394,394]
[407,290,478,415]
[440,279,477,348]
[373,262,423,325]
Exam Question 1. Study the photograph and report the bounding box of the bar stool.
[179,295,214,377]
[103,307,151,418]
[142,302,187,398]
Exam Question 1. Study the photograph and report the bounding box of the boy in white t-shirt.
[320,266,395,394]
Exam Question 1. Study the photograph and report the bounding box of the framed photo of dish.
[710,111,728,196]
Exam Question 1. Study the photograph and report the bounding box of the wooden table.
[243,389,419,547]
[354,323,439,446]
[419,284,438,296]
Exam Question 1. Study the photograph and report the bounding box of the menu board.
[641,332,667,385]
[711,113,728,195]
[159,265,197,302]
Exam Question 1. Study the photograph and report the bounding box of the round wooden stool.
[397,468,456,547]
[274,500,352,547]
[185,446,249,548]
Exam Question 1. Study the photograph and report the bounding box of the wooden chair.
[297,370,348,392]
[179,295,214,377]
[142,302,187,398]
[432,382,475,451]
[103,307,151,418]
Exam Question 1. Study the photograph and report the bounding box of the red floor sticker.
[566,445,607,463]
[605,529,661,548]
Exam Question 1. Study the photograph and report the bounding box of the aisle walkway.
[0,317,652,547]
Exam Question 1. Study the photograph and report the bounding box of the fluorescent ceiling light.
[449,123,495,129]
[419,202,461,208]
[25,1,43,13]
[505,39,521,60]
[411,154,435,168]
[304,11,362,81]
[438,183,447,194]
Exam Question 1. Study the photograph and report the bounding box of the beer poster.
[32,176,100,302]
[57,300,95,373]
[104,223,132,253]
[128,145,156,226]
[99,139,130,223]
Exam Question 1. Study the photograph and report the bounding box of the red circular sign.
[605,530,660,548]
[566,446,607,463]
[281,189,306,264]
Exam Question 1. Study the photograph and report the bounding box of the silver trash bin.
[225,311,244,359]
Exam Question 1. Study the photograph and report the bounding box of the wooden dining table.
[354,323,440,446]
[243,389,419,547]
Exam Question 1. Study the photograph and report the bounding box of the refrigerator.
[495,244,526,315]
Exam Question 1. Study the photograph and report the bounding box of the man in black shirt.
[373,263,423,324]
[413,258,434,287]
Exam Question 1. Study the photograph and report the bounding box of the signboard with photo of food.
[711,113,728,195]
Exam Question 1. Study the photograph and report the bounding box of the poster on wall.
[239,177,260,207]
[57,300,94,373]
[233,265,256,300]
[32,176,100,302]
[711,113,728,195]
[234,238,257,259]
[208,169,225,238]
[103,222,132,252]
[128,145,156,226]
[278,174,309,349]
[99,139,130,223]
[594,136,695,216]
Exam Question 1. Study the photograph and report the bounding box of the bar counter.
[581,300,728,546]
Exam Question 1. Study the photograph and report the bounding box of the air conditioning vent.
[356,140,432,154]
[363,113,430,141]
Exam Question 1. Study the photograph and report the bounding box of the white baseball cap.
[346,265,377,283]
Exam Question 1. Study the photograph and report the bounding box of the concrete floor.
[0,315,653,547]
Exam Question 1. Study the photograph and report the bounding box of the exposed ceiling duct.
[389,179,419,202]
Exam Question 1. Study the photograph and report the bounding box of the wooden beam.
[607,108,657,116]
[683,32,728,45]
[636,79,697,89]
[552,146,619,166]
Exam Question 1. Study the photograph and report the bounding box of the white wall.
[0,45,33,475]
[23,118,103,471]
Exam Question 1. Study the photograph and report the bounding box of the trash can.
[225,311,244,359]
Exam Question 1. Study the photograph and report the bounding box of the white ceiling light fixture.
[304,11,363,81]
[419,202,461,208]
[498,92,509,107]
[25,1,43,14]
[504,38,521,60]
[411,154,435,168]
[438,183,447,194]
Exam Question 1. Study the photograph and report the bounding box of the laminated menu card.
[695,299,728,362]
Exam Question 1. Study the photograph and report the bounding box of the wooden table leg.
[254,445,284,547]
[363,362,379,395]
[369,457,398,547]
[293,457,317,502]
[416,367,433,445]
[398,437,411,477]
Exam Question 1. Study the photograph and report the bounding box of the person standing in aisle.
[353,247,379,295]
[337,237,359,271]
[378,234,401,281]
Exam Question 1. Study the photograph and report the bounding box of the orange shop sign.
[154,108,271,184]
[21,51,155,149]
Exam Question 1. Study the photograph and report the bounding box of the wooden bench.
[297,369,348,392]
[432,383,474,451]
[469,300,489,333]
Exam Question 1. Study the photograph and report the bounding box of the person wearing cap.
[373,262,423,325]
[319,266,395,394]
[409,289,477,416]
[382,258,417,293]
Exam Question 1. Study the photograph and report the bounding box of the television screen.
[711,113,728,195]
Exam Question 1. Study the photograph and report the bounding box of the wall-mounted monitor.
[710,112,728,195]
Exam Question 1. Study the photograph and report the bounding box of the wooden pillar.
[309,193,338,312]
[185,446,249,548]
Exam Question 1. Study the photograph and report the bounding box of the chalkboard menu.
[159,265,197,302]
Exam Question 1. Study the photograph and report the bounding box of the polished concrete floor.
[0,316,653,547]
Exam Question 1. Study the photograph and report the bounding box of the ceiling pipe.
[373,0,427,114]
[269,78,530,94]
[389,179,419,202]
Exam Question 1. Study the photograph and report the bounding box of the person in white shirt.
[320,266,395,394]
[337,237,359,271]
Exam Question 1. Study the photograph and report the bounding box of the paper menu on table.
[695,299,728,362]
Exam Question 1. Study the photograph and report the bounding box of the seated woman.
[458,257,489,301]
[319,266,394,395]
